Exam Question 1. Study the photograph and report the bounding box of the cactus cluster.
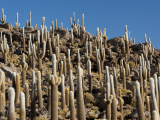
[0,9,159,120]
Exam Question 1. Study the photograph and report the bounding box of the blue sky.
[1,0,160,49]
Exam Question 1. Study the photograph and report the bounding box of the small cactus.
[0,8,6,24]
[15,12,20,29]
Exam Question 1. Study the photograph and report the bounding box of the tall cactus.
[88,60,92,92]
[25,83,29,107]
[15,74,20,105]
[8,87,16,120]
[0,8,6,24]
[15,12,20,29]
[33,30,46,71]
[61,74,66,109]
[20,92,26,120]
[135,81,145,120]
[1,34,9,64]
[37,71,43,108]
[77,66,86,120]
[20,53,28,87]
[69,91,76,120]
[31,70,36,120]
[49,75,61,120]
[69,69,74,92]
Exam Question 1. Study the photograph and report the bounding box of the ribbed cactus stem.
[110,75,117,120]
[152,110,158,120]
[63,56,66,76]
[20,92,26,120]
[65,87,69,106]
[71,28,74,45]
[88,60,92,93]
[122,68,126,89]
[52,54,56,76]
[82,14,84,27]
[146,96,150,113]
[153,74,159,109]
[68,49,70,70]
[69,91,76,120]
[48,86,51,118]
[113,67,118,94]
[37,71,43,108]
[8,87,16,120]
[100,81,104,110]
[0,91,4,117]
[98,59,101,80]
[25,83,29,107]
[104,83,112,120]
[77,66,86,120]
[15,74,20,105]
[135,81,145,120]
[77,49,80,64]
[23,27,26,52]
[50,75,61,120]
[139,66,143,86]
[26,20,28,27]
[69,70,74,92]
[31,70,36,120]
[61,74,65,109]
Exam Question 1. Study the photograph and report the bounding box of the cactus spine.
[8,87,16,120]
[20,92,26,120]
[37,71,43,108]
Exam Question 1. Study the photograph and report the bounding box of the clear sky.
[0,0,160,49]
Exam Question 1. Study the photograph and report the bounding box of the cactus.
[113,67,118,94]
[25,83,29,107]
[119,97,123,114]
[71,28,74,45]
[0,91,4,117]
[1,34,9,64]
[135,81,145,120]
[100,81,104,110]
[22,27,26,52]
[48,86,51,118]
[0,8,6,24]
[20,92,26,120]
[69,70,74,92]
[110,75,117,120]
[49,75,61,120]
[69,91,76,120]
[29,11,31,27]
[63,56,66,76]
[37,71,43,108]
[59,61,63,76]
[122,68,126,89]
[33,30,46,71]
[77,66,86,120]
[8,87,16,120]
[52,54,56,76]
[146,96,150,113]
[20,53,28,87]
[15,74,20,105]
[31,70,36,120]
[152,110,158,120]
[88,60,92,93]
[77,49,80,65]
[153,74,159,109]
[104,83,113,120]
[15,12,20,29]
[61,74,66,109]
